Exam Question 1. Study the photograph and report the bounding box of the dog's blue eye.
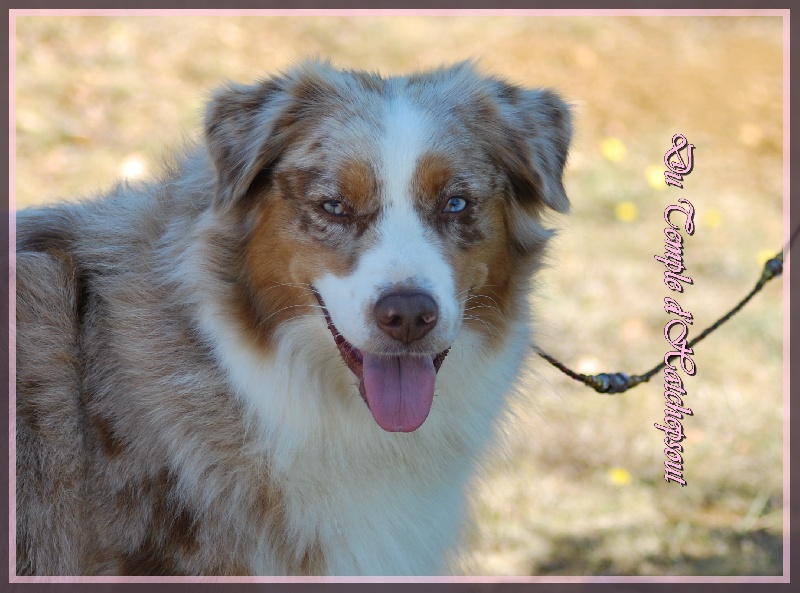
[443,196,467,213]
[322,200,347,216]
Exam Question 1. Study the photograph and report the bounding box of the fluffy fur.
[15,60,571,576]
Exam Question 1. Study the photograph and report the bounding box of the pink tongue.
[362,353,436,432]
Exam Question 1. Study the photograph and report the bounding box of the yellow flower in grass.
[601,137,627,162]
[702,208,723,229]
[608,467,632,486]
[645,165,666,190]
[757,249,777,266]
[615,201,639,223]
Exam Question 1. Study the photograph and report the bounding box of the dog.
[15,60,571,576]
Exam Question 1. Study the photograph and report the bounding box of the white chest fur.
[198,302,530,575]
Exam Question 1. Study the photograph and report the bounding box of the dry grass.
[14,14,784,576]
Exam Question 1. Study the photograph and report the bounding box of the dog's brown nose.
[374,292,438,345]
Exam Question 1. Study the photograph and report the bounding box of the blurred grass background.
[13,15,784,576]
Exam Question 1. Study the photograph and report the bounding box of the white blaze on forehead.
[374,94,444,280]
[315,92,462,352]
[381,93,432,211]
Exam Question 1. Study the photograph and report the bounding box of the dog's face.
[204,61,571,432]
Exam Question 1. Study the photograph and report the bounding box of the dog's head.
[205,61,571,432]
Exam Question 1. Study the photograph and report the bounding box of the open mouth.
[315,294,450,433]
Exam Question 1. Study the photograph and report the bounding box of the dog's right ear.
[204,77,298,209]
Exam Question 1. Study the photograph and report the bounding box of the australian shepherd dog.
[15,60,571,576]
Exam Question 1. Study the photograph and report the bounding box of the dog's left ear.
[480,81,572,255]
[490,83,572,215]
[204,76,298,209]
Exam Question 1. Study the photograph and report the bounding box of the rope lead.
[536,246,787,395]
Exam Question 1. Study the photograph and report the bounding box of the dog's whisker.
[462,305,501,315]
[462,315,500,338]
[484,288,511,308]
[468,297,503,312]
[455,284,501,298]
[256,282,318,296]
[258,303,324,325]
[460,295,503,315]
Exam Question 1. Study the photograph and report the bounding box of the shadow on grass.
[534,528,782,576]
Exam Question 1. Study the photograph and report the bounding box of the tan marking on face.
[463,192,552,349]
[448,196,515,345]
[338,159,378,213]
[237,188,358,352]
[406,151,526,346]
[414,153,453,206]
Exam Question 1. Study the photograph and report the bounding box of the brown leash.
[535,225,796,394]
